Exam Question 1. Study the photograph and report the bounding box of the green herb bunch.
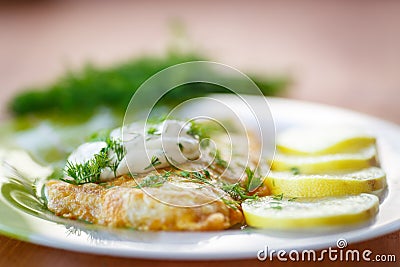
[62,138,125,185]
[9,52,289,118]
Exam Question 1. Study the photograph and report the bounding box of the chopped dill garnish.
[192,171,212,185]
[272,193,284,201]
[221,198,240,210]
[269,195,285,210]
[213,149,228,169]
[186,121,209,142]
[221,182,258,201]
[182,170,214,186]
[147,127,159,135]
[219,167,262,201]
[63,150,110,184]
[63,138,126,185]
[87,129,111,142]
[106,138,125,161]
[178,142,184,152]
[144,155,162,170]
[270,205,283,210]
[180,171,190,177]
[290,167,300,175]
[245,167,263,192]
[135,171,171,188]
[146,114,168,125]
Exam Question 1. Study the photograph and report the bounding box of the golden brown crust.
[45,176,244,231]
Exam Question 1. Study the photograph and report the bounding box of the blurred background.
[1,0,400,122]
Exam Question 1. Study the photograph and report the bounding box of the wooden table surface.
[0,1,399,266]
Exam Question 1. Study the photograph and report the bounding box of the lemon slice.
[264,167,386,197]
[242,194,379,229]
[270,145,377,174]
[277,127,375,155]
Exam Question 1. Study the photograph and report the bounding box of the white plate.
[0,96,399,260]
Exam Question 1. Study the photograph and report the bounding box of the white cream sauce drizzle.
[66,120,200,181]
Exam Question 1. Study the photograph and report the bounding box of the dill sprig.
[245,167,263,192]
[214,149,228,169]
[272,193,284,201]
[191,171,213,186]
[63,138,126,185]
[144,155,162,170]
[147,127,159,135]
[269,194,286,210]
[105,138,126,176]
[106,138,125,162]
[177,169,246,209]
[221,182,257,201]
[62,151,109,184]
[270,204,283,210]
[181,170,214,186]
[135,171,171,188]
[221,167,262,201]
[187,121,209,142]
[221,198,240,211]
[290,167,300,175]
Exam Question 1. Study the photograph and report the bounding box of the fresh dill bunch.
[63,138,126,185]
[9,49,289,119]
[63,150,110,184]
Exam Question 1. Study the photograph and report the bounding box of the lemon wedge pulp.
[242,194,379,229]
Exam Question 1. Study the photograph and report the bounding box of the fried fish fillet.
[45,132,265,230]
[45,174,244,231]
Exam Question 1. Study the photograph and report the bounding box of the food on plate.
[46,172,244,231]
[242,193,379,229]
[45,119,265,230]
[270,145,378,174]
[45,122,386,231]
[276,127,376,155]
[264,167,386,197]
[244,127,386,229]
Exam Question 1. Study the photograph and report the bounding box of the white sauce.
[66,120,200,181]
[66,141,107,165]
